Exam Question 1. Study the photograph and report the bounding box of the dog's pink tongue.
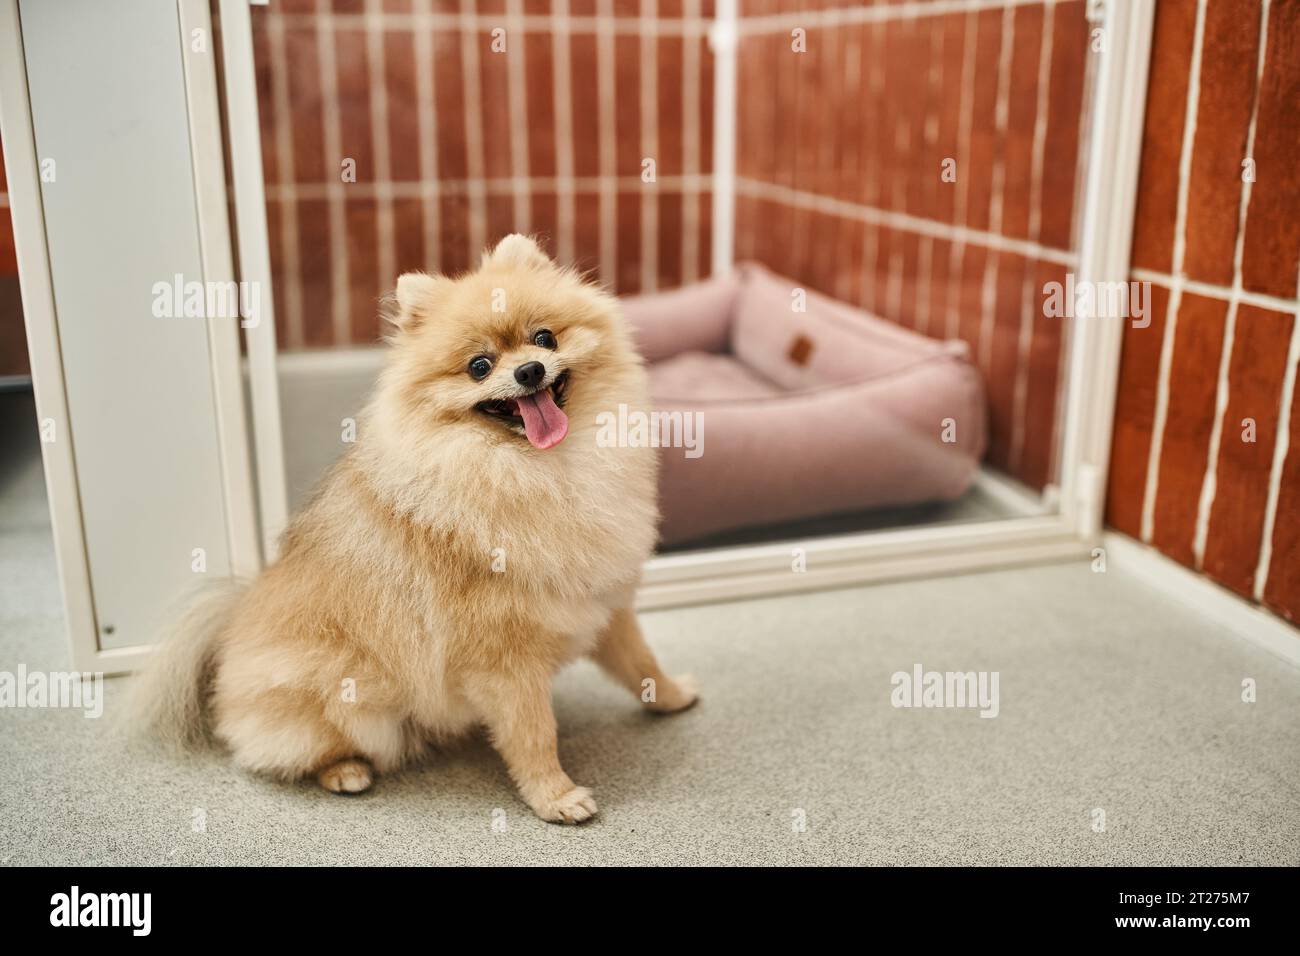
[515,388,568,449]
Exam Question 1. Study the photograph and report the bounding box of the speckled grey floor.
[2,390,1298,866]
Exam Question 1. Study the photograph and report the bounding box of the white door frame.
[216,0,290,561]
[223,0,1156,611]
[0,0,263,672]
[0,0,101,667]
[179,0,263,582]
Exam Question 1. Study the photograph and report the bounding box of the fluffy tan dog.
[134,235,697,823]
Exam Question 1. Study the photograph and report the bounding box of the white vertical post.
[218,0,290,560]
[709,0,738,277]
[1058,0,1157,539]
[0,0,104,669]
[178,0,263,578]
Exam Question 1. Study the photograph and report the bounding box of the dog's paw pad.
[535,786,598,825]
[317,758,373,795]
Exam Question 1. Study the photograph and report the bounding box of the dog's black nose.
[514,361,546,388]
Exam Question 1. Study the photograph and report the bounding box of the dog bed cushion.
[621,263,988,546]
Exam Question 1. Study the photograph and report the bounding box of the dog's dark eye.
[468,356,493,380]
[533,329,557,350]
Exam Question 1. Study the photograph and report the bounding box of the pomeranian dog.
[133,234,698,823]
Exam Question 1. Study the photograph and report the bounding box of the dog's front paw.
[317,758,374,795]
[647,673,700,714]
[531,786,598,825]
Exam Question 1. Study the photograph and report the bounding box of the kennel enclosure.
[0,0,1157,671]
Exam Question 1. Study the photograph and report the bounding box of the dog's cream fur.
[133,235,697,823]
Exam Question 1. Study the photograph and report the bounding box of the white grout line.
[1009,0,1055,472]
[274,4,1055,34]
[737,177,1076,267]
[1131,268,1300,314]
[640,1,658,293]
[916,234,934,331]
[317,13,351,346]
[978,4,1016,370]
[1193,0,1271,571]
[1045,0,1088,493]
[824,25,846,300]
[711,0,739,277]
[727,8,751,267]
[278,12,711,36]
[792,198,812,293]
[459,1,488,260]
[414,0,440,274]
[267,11,303,348]
[838,32,863,300]
[264,175,714,202]
[886,246,904,320]
[1191,296,1239,563]
[680,0,701,283]
[552,0,576,264]
[825,24,845,212]
[365,0,396,292]
[1139,0,1208,544]
[883,21,908,321]
[274,3,1058,35]
[1142,287,1182,538]
[597,0,617,287]
[860,22,884,313]
[1254,295,1300,603]
[738,0,1063,35]
[914,22,945,334]
[946,9,979,340]
[505,0,531,233]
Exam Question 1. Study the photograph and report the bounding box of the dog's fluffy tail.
[125,577,247,750]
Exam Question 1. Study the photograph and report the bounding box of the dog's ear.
[384,272,443,331]
[483,233,551,270]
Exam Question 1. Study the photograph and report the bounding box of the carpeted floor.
[2,391,1298,866]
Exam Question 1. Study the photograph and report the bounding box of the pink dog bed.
[621,263,987,546]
